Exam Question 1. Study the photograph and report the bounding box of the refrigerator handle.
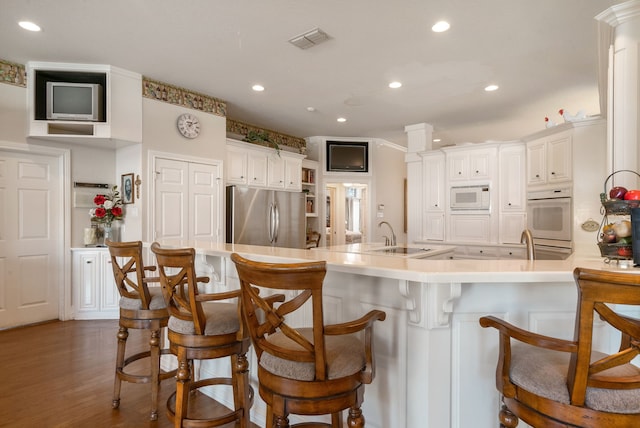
[274,202,280,242]
[268,203,275,243]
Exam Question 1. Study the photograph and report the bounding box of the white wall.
[140,98,227,242]
[372,142,408,244]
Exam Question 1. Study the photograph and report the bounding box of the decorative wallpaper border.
[227,118,306,154]
[142,77,227,117]
[0,59,26,87]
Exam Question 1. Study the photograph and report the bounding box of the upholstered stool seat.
[107,240,176,421]
[151,243,252,428]
[510,344,640,414]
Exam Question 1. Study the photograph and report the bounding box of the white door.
[154,158,222,242]
[0,150,61,328]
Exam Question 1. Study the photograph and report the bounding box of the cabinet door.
[469,151,491,179]
[499,145,526,211]
[226,146,248,185]
[526,141,546,185]
[267,156,285,189]
[74,251,100,315]
[423,153,445,212]
[424,213,445,241]
[449,215,491,242]
[101,252,120,312]
[499,213,527,244]
[248,152,268,187]
[284,157,302,191]
[547,135,572,183]
[447,154,467,180]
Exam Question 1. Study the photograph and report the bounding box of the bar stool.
[151,242,252,428]
[106,239,176,421]
[231,252,386,428]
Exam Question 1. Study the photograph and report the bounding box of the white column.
[404,123,433,243]
[596,1,640,188]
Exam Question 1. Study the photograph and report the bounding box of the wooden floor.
[0,319,259,428]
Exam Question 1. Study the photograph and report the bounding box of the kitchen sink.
[370,246,432,255]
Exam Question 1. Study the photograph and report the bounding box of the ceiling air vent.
[289,28,330,49]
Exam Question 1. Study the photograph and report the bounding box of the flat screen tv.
[326,141,369,173]
[46,81,104,121]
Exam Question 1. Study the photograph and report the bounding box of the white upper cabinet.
[446,147,495,181]
[526,132,572,186]
[27,62,142,145]
[226,139,304,191]
[499,143,526,211]
[423,152,445,212]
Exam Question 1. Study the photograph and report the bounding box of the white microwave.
[450,185,490,210]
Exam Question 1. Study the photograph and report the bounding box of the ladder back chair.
[230,252,386,428]
[480,267,640,428]
[106,239,176,421]
[151,242,252,428]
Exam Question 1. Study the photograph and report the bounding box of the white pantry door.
[154,158,222,242]
[0,150,61,328]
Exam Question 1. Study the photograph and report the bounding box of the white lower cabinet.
[72,249,119,319]
[449,215,491,243]
[424,213,445,241]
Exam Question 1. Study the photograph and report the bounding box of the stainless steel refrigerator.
[225,185,306,249]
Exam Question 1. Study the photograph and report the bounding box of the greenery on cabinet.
[243,130,281,157]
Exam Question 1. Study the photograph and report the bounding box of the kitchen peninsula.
[156,239,633,428]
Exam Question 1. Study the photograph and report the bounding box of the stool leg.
[331,411,343,427]
[149,328,161,421]
[112,326,128,409]
[232,352,251,427]
[174,350,191,428]
[346,406,364,428]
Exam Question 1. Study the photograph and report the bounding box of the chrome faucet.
[378,221,396,246]
[521,229,536,261]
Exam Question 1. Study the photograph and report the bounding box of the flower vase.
[102,224,113,244]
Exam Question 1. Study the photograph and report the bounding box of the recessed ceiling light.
[19,21,41,32]
[432,21,450,33]
[484,84,499,92]
[337,117,347,123]
[389,81,402,89]
[306,107,316,112]
[433,138,441,143]
[252,84,265,92]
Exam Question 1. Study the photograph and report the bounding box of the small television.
[326,141,369,173]
[46,81,104,121]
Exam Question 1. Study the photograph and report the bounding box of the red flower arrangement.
[91,186,124,226]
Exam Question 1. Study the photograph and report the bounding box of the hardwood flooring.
[0,320,258,428]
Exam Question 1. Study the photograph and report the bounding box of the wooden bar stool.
[151,242,252,428]
[231,253,386,428]
[106,240,176,421]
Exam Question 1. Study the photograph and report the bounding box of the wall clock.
[176,113,201,139]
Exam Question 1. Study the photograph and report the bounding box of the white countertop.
[155,239,639,284]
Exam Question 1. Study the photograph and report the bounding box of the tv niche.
[34,70,107,122]
[326,141,369,173]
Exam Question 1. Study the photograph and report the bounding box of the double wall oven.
[527,187,572,260]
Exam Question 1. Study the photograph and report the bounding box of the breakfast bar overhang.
[158,239,633,428]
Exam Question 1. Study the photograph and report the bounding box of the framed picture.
[121,173,134,204]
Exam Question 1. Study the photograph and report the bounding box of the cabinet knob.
[479,250,483,254]
[86,260,92,264]
[475,170,479,174]
[458,171,462,175]
[240,175,244,179]
[535,174,540,178]
[551,171,556,175]
[434,204,438,207]
[508,202,512,206]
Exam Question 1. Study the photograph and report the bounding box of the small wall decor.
[121,173,134,204]
[135,175,141,199]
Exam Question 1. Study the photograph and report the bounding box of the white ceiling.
[1,0,620,148]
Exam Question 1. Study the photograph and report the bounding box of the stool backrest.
[106,240,154,309]
[230,253,331,380]
[567,267,640,405]
[150,243,210,335]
